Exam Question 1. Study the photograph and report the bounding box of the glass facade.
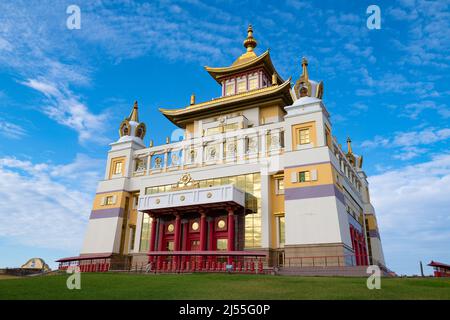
[139,214,152,252]
[141,172,262,251]
[216,239,228,250]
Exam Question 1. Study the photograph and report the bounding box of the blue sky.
[0,0,449,276]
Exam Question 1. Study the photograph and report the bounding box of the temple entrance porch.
[137,184,259,270]
[147,206,242,268]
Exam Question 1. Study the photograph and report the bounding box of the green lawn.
[0,273,449,300]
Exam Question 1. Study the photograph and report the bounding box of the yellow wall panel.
[92,191,130,211]
[260,105,284,124]
[284,163,334,189]
[109,156,126,179]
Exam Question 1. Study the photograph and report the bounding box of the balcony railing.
[138,184,246,212]
[131,123,285,176]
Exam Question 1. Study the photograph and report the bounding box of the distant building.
[21,258,50,271]
[428,261,450,277]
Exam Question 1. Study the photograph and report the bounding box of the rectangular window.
[129,227,135,251]
[133,195,139,209]
[275,178,284,195]
[166,241,174,252]
[216,239,228,251]
[248,75,258,90]
[299,128,311,144]
[105,196,114,205]
[277,216,285,247]
[237,79,247,93]
[225,81,235,96]
[139,215,151,252]
[114,161,123,175]
[299,171,311,182]
[190,240,200,250]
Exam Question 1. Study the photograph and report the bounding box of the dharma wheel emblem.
[167,224,174,232]
[207,192,212,198]
[180,173,192,185]
[180,195,185,201]
[217,219,226,229]
[155,198,160,204]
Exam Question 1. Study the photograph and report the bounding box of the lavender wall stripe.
[89,208,124,219]
[285,184,345,204]
[369,230,380,239]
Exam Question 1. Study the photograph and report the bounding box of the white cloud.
[404,100,450,119]
[0,154,103,251]
[360,135,390,149]
[393,146,428,161]
[361,127,450,160]
[21,78,109,144]
[0,119,27,139]
[393,128,450,146]
[370,154,450,275]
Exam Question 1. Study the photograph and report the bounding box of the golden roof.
[204,25,283,85]
[159,78,293,127]
[232,24,258,66]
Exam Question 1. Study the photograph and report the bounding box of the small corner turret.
[293,57,324,100]
[117,101,146,147]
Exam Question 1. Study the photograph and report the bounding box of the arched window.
[119,120,131,137]
[135,123,146,139]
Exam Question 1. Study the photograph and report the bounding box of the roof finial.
[128,100,139,122]
[243,24,257,52]
[272,73,277,86]
[301,57,309,82]
[347,137,353,154]
[190,93,196,105]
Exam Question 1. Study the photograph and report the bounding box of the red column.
[181,221,188,270]
[199,210,207,251]
[208,218,214,250]
[157,218,165,269]
[227,207,235,251]
[208,218,214,265]
[174,214,181,251]
[173,214,181,270]
[199,210,207,268]
[148,215,158,263]
[157,219,165,251]
[227,207,235,264]
[182,221,189,250]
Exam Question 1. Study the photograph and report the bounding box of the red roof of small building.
[428,260,450,269]
[56,253,112,262]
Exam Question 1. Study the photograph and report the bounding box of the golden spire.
[347,137,353,154]
[301,57,309,82]
[190,93,196,105]
[243,24,257,52]
[128,100,139,122]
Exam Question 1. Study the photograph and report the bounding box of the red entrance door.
[189,240,200,251]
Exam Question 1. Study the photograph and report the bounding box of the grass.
[0,272,449,300]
